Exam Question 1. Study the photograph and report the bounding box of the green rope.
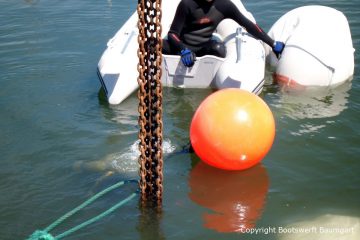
[27,180,138,240]
[55,193,137,239]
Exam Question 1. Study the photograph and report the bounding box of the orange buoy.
[190,88,275,170]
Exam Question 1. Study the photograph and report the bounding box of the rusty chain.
[137,0,163,204]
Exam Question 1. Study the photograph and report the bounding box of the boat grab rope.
[26,180,138,240]
[137,0,164,204]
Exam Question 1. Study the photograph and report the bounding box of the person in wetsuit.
[163,0,285,67]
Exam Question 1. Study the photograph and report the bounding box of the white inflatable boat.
[266,5,355,89]
[97,0,266,105]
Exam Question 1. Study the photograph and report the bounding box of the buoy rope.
[26,180,138,240]
[285,44,335,73]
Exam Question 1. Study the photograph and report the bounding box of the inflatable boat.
[97,0,266,105]
[266,5,355,89]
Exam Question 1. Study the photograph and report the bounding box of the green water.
[0,0,359,239]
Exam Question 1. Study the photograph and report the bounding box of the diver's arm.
[167,1,188,52]
[218,0,275,47]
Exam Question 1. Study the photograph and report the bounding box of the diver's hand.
[180,49,196,67]
[272,41,285,58]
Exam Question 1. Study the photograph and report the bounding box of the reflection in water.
[188,162,269,233]
[275,80,352,119]
[99,89,139,128]
[138,203,165,240]
[24,0,39,4]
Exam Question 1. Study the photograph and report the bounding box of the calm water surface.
[0,0,359,239]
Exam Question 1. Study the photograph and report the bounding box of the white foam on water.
[290,124,326,136]
[76,139,177,174]
[110,139,176,173]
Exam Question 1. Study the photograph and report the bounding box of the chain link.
[137,0,163,204]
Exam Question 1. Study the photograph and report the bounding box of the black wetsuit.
[163,0,275,57]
